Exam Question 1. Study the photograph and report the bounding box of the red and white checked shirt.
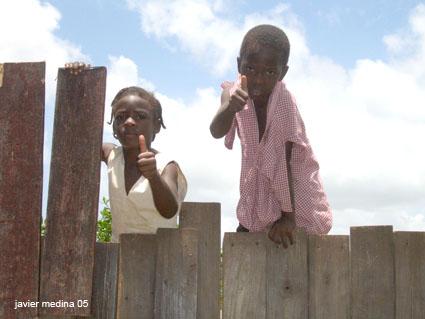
[223,80,332,234]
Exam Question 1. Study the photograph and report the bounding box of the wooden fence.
[1,62,425,319]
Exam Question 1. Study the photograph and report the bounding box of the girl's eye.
[115,114,124,122]
[266,70,276,76]
[137,113,146,120]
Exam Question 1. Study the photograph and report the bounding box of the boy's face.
[112,94,160,150]
[238,47,288,103]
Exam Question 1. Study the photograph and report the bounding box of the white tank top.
[107,146,187,242]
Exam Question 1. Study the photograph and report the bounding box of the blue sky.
[1,0,425,236]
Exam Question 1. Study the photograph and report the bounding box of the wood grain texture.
[223,233,267,319]
[394,232,425,319]
[154,228,199,319]
[92,243,119,319]
[351,226,395,319]
[179,202,221,319]
[0,62,45,319]
[39,67,106,316]
[266,229,308,319]
[117,234,156,319]
[308,235,350,319]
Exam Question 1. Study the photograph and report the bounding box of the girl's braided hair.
[108,86,166,129]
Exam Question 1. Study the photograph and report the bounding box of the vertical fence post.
[308,235,349,319]
[39,67,106,317]
[0,62,45,319]
[351,226,395,319]
[394,231,425,319]
[117,234,157,319]
[180,202,221,319]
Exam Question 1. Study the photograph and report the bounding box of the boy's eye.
[246,66,255,73]
[266,70,276,76]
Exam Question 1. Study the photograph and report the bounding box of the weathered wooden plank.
[394,232,425,319]
[154,228,199,319]
[265,229,308,319]
[92,243,119,319]
[39,67,106,316]
[223,233,267,319]
[179,202,221,319]
[351,226,395,319]
[117,234,157,319]
[0,62,45,319]
[308,235,350,319]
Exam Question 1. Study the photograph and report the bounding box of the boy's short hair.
[109,86,166,129]
[240,24,290,65]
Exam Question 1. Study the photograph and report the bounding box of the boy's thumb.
[139,135,147,153]
[240,75,248,92]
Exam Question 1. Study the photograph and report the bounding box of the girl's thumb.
[139,135,147,153]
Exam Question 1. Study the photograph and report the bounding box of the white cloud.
[0,0,87,102]
[127,0,307,76]
[123,1,425,234]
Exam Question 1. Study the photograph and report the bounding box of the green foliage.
[97,197,112,242]
[40,197,112,242]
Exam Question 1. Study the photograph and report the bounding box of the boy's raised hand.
[137,135,159,180]
[227,75,249,113]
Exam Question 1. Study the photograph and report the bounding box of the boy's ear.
[237,57,241,74]
[279,65,289,81]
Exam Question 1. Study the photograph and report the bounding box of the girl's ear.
[154,118,161,134]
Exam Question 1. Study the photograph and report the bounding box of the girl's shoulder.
[102,143,120,163]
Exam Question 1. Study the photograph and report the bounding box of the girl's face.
[238,47,288,104]
[112,94,160,150]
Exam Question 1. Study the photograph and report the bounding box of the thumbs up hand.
[227,74,249,114]
[137,135,159,180]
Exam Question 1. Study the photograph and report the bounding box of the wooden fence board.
[266,229,308,319]
[39,67,106,316]
[117,234,157,319]
[179,202,221,319]
[223,233,267,319]
[351,226,395,319]
[92,243,119,319]
[394,232,425,319]
[0,62,45,319]
[308,235,350,319]
[154,228,199,319]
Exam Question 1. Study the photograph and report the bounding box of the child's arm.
[101,143,116,163]
[210,76,249,138]
[137,136,179,219]
[268,141,296,248]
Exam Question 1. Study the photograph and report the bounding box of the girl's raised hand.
[64,62,91,75]
[137,135,159,180]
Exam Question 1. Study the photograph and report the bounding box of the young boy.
[210,24,332,247]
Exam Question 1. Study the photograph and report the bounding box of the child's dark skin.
[210,47,296,248]
[66,63,179,219]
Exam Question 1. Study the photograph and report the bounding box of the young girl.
[65,63,187,242]
[210,25,332,247]
[103,86,187,242]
